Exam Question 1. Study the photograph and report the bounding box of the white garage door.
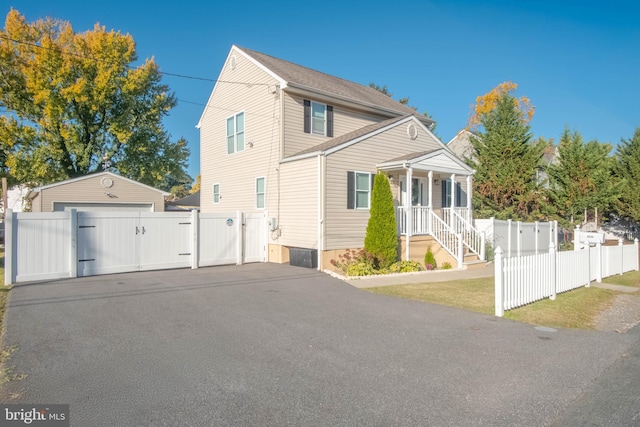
[53,202,154,212]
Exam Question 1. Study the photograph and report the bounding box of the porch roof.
[377,148,475,175]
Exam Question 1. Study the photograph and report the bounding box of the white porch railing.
[442,207,471,224]
[396,206,457,263]
[429,210,463,268]
[449,209,485,261]
[395,206,431,235]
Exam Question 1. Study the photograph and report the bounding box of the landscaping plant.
[364,173,398,268]
[424,246,437,270]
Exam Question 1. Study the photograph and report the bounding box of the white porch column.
[450,173,456,228]
[428,171,433,208]
[466,175,473,222]
[428,171,433,234]
[405,166,413,262]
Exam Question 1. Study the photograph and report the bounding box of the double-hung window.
[303,100,333,137]
[213,183,220,204]
[226,112,245,154]
[347,171,372,209]
[311,102,326,135]
[256,177,265,209]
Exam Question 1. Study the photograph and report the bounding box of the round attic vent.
[230,55,237,70]
[407,123,418,140]
[100,177,114,188]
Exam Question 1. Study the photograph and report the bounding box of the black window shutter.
[371,173,375,192]
[303,100,311,134]
[347,171,355,209]
[442,180,447,208]
[326,105,334,137]
[455,182,460,207]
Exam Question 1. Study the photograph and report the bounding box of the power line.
[0,34,271,87]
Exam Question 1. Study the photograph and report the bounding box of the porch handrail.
[450,209,485,260]
[429,210,463,268]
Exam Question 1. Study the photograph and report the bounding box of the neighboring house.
[27,171,169,212]
[447,129,478,162]
[166,191,200,211]
[198,45,479,269]
[1,184,30,214]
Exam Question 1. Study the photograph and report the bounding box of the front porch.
[377,148,485,267]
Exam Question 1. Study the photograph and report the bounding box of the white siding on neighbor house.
[32,175,165,212]
[324,121,443,250]
[199,48,281,214]
[276,157,318,249]
[282,92,389,157]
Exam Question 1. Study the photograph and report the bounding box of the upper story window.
[312,102,326,135]
[227,112,245,154]
[303,100,333,137]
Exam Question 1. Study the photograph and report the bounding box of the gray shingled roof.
[168,190,200,207]
[288,115,412,158]
[238,46,433,125]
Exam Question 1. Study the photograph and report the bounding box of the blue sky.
[5,1,640,182]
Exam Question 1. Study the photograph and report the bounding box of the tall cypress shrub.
[364,173,398,268]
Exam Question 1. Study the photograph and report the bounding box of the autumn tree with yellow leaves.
[467,81,534,130]
[0,9,191,190]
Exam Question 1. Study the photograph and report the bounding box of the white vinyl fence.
[495,239,639,316]
[4,209,267,285]
[475,218,558,257]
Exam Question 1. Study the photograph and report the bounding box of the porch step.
[464,259,489,269]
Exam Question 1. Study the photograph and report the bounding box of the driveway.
[2,264,639,426]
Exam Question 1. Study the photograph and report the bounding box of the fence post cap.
[495,246,503,254]
[635,238,639,244]
[549,241,556,249]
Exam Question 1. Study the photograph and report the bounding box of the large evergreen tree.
[468,94,546,220]
[547,128,620,227]
[614,128,640,222]
[364,173,397,268]
[0,9,190,190]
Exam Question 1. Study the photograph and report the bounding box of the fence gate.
[77,212,192,276]
[4,209,267,284]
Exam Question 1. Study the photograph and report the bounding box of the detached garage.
[27,171,170,212]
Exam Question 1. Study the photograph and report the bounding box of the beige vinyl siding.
[324,122,442,250]
[282,92,389,157]
[276,157,318,249]
[199,48,281,214]
[33,175,165,212]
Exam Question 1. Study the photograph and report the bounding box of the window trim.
[213,183,220,204]
[311,101,326,136]
[226,111,245,154]
[347,171,372,210]
[304,100,333,137]
[255,176,266,209]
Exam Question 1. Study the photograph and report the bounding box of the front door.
[399,177,426,206]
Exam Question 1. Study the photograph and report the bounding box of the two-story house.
[198,45,483,270]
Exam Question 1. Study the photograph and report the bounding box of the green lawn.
[365,270,640,329]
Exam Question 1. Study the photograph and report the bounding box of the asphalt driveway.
[2,264,639,426]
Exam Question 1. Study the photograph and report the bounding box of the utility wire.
[0,34,271,87]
